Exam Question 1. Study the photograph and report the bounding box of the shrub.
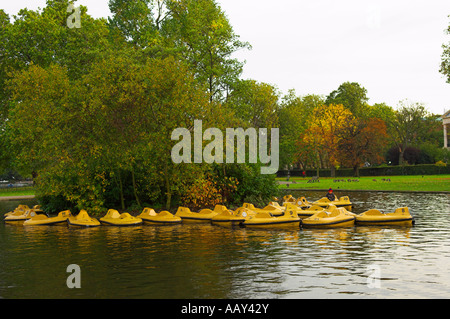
[436,160,447,167]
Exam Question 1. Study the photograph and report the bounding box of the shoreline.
[280,188,450,194]
[0,195,36,201]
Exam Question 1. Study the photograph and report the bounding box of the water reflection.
[1,191,450,298]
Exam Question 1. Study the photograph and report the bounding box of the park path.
[0,195,35,201]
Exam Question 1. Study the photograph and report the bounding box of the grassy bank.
[1,175,448,200]
[0,187,36,197]
[277,175,450,193]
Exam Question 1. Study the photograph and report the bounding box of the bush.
[436,160,447,167]
[213,163,280,206]
[181,176,224,210]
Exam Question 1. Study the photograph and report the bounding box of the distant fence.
[277,164,450,178]
[0,180,34,189]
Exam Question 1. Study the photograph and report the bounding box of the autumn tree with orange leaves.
[296,103,389,177]
[298,104,353,177]
[337,118,388,176]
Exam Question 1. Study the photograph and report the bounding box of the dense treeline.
[279,85,449,177]
[0,1,448,214]
[0,0,277,214]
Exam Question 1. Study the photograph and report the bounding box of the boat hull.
[99,219,142,226]
[24,218,68,226]
[355,207,414,226]
[138,208,182,225]
[175,207,219,223]
[301,217,355,228]
[355,218,414,227]
[301,206,356,228]
[211,218,246,227]
[24,210,71,226]
[67,218,101,227]
[141,218,182,225]
[241,219,301,229]
[100,210,143,226]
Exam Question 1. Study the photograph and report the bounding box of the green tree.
[0,0,117,185]
[440,15,450,83]
[1,0,112,80]
[0,9,11,122]
[326,82,369,117]
[226,79,279,129]
[164,0,251,103]
[107,0,251,102]
[388,100,429,166]
[108,0,164,49]
[7,55,212,213]
[278,90,324,169]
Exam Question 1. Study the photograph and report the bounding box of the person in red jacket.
[326,188,336,201]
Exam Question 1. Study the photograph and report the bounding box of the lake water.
[0,191,449,299]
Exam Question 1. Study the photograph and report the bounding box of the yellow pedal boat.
[4,208,35,223]
[175,205,225,223]
[301,206,355,228]
[267,201,286,213]
[241,203,301,229]
[24,210,72,226]
[296,204,327,219]
[100,209,142,226]
[295,197,313,209]
[211,207,253,227]
[4,205,29,217]
[137,208,182,225]
[282,194,297,204]
[312,196,352,211]
[242,202,284,217]
[355,207,414,226]
[67,210,100,227]
[31,205,45,215]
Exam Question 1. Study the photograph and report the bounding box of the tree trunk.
[353,165,360,177]
[131,167,141,208]
[116,171,125,211]
[398,145,406,166]
[331,166,336,178]
[164,160,172,210]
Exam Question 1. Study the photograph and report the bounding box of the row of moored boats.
[3,195,415,229]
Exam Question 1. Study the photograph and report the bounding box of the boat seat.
[176,207,192,215]
[213,205,229,214]
[76,210,90,220]
[120,213,133,219]
[158,211,173,217]
[142,208,158,216]
[243,203,257,210]
[58,210,72,218]
[106,209,121,219]
[254,212,273,219]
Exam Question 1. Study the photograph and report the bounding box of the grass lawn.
[277,175,450,193]
[0,187,36,197]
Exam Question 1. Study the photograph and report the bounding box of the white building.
[444,110,450,149]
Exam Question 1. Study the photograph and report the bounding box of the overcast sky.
[2,0,450,115]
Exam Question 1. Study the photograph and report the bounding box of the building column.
[445,124,448,148]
